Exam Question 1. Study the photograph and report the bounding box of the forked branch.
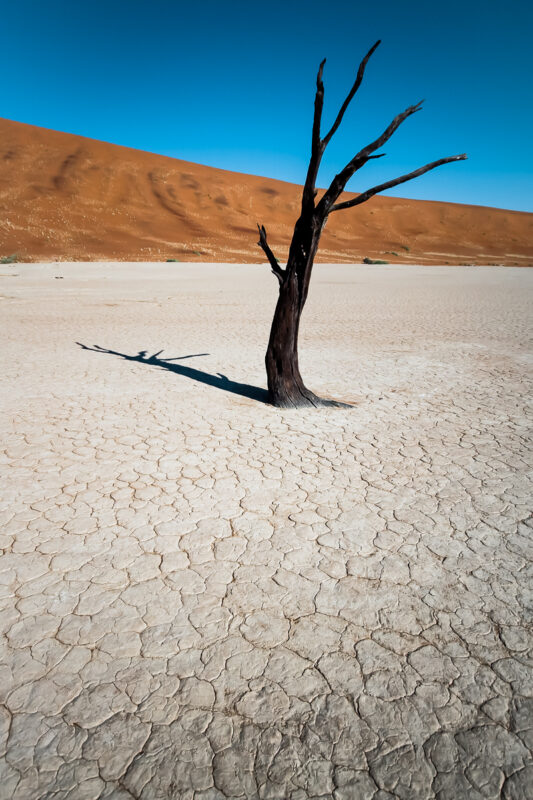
[330,154,467,212]
[318,100,425,215]
[257,224,285,283]
[302,42,381,210]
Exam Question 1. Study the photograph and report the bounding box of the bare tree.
[257,41,466,408]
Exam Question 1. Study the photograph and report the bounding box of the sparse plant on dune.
[0,253,18,264]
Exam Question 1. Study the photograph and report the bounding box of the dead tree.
[257,41,466,408]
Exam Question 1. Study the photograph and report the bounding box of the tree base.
[269,385,352,409]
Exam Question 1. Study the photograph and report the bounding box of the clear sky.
[2,0,532,211]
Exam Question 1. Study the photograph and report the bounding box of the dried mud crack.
[1,263,532,799]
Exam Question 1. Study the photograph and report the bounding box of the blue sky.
[2,0,532,211]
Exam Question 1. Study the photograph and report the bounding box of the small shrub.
[0,253,17,264]
[401,245,410,252]
[166,258,180,262]
[363,257,389,265]
[384,251,398,256]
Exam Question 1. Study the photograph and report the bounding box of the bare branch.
[317,100,425,215]
[312,58,326,152]
[330,154,467,212]
[257,224,285,283]
[357,100,424,158]
[302,59,327,210]
[322,40,381,147]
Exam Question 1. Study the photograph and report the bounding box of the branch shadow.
[76,343,270,405]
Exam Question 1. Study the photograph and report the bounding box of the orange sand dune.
[1,117,531,265]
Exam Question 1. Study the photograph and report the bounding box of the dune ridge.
[1,117,531,265]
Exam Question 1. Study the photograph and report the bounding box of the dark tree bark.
[257,41,466,408]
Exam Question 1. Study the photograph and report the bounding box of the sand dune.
[1,117,532,265]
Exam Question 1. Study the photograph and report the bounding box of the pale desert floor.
[1,263,532,800]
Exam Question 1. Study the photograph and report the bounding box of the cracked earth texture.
[1,263,532,800]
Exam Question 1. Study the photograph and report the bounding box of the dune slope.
[0,117,531,264]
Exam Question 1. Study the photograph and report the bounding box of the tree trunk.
[265,220,343,408]
[265,270,307,408]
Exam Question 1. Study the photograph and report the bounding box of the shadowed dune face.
[0,117,532,265]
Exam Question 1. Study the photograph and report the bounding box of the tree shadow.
[76,343,270,404]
